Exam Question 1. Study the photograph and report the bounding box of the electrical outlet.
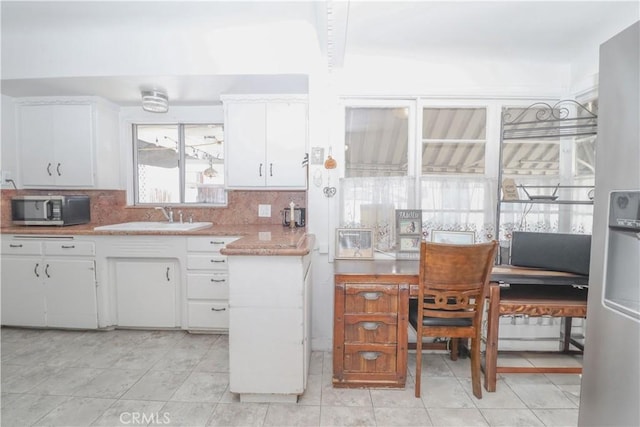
[258,204,271,217]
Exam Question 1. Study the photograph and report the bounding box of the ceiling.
[1,1,638,106]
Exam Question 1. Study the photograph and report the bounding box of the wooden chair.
[410,240,498,398]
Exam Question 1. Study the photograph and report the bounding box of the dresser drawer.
[345,284,398,313]
[343,344,398,373]
[187,301,229,329]
[44,240,95,256]
[187,254,228,271]
[187,237,238,252]
[1,239,42,255]
[187,273,229,299]
[344,314,397,344]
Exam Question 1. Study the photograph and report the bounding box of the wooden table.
[333,260,588,391]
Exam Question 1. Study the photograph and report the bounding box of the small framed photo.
[335,228,374,259]
[395,210,422,236]
[431,230,475,245]
[399,236,421,252]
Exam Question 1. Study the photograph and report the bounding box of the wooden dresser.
[333,260,417,388]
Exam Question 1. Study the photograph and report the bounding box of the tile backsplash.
[1,189,306,226]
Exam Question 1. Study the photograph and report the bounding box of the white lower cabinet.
[184,236,238,332]
[228,253,312,402]
[114,259,179,328]
[0,235,98,329]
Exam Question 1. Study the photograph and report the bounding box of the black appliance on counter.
[11,195,91,226]
[282,207,306,227]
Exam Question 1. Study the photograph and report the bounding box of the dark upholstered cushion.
[408,299,473,328]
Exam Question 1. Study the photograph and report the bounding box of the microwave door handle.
[42,199,51,220]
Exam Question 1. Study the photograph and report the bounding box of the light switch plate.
[258,204,271,217]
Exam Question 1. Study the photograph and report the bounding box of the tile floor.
[1,328,582,426]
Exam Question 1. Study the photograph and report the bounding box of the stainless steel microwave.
[11,195,91,226]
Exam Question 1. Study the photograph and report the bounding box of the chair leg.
[450,338,459,361]
[415,338,422,398]
[470,337,482,399]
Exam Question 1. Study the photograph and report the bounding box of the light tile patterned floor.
[1,328,582,426]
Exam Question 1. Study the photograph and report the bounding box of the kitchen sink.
[94,221,213,232]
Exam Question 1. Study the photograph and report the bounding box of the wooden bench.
[483,282,588,392]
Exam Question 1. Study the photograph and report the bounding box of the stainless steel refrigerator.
[578,21,640,426]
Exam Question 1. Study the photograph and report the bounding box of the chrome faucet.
[155,206,174,223]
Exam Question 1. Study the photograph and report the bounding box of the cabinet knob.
[360,351,381,361]
[361,291,382,301]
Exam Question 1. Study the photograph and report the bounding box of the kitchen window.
[133,123,226,205]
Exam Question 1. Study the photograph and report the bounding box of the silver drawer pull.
[210,241,225,245]
[61,245,75,249]
[361,322,380,331]
[211,307,226,312]
[360,351,381,361]
[361,291,381,300]
[210,259,226,263]
[210,278,226,283]
[9,244,23,248]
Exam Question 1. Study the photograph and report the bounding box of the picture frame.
[431,230,476,245]
[395,209,423,254]
[399,236,421,252]
[335,228,374,259]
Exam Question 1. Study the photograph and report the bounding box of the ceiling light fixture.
[141,90,169,113]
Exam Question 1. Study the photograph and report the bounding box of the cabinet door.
[265,102,307,188]
[0,257,46,327]
[18,103,95,188]
[115,259,178,327]
[52,105,94,186]
[44,259,97,329]
[18,105,55,187]
[225,102,267,187]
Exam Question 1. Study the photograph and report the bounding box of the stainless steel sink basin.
[94,221,213,232]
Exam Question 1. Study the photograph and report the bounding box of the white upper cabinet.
[223,95,308,189]
[16,97,120,189]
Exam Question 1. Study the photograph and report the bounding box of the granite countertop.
[1,224,313,256]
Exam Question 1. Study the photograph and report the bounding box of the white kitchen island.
[223,231,314,403]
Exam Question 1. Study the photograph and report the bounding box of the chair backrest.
[418,240,498,322]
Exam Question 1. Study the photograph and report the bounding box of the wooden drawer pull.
[361,291,381,300]
[360,351,381,361]
[361,321,381,331]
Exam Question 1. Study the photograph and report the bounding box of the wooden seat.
[410,240,498,398]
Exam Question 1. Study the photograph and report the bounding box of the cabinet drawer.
[345,284,398,313]
[1,239,42,255]
[344,314,397,344]
[187,254,228,271]
[343,344,398,373]
[187,237,238,252]
[187,301,229,329]
[44,241,95,256]
[187,273,229,299]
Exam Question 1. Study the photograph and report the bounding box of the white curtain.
[420,176,497,243]
[340,176,415,251]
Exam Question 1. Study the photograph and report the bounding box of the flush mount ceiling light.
[141,90,169,113]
